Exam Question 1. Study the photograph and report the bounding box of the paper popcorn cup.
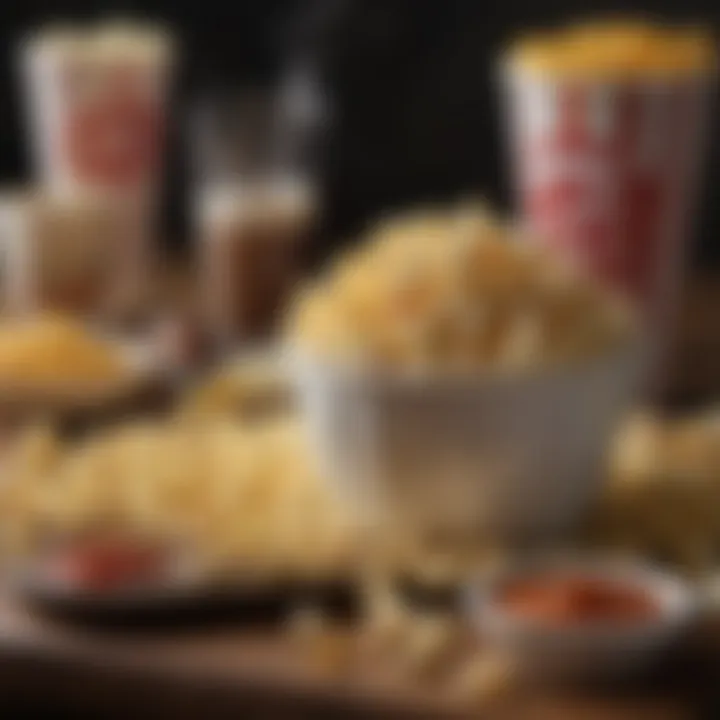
[18,24,175,313]
[503,67,713,380]
[19,25,173,195]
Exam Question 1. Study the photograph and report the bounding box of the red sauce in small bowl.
[499,573,661,626]
[46,535,169,594]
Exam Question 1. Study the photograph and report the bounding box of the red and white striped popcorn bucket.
[18,28,175,314]
[20,32,173,196]
[503,67,714,386]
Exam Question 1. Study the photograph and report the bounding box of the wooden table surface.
[0,588,715,720]
[0,274,717,718]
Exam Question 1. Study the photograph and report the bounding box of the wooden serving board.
[0,588,715,719]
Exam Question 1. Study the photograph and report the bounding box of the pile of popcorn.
[595,410,720,571]
[24,21,172,66]
[180,352,291,420]
[0,419,357,582]
[290,205,631,372]
[0,314,126,386]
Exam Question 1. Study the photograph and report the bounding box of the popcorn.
[398,614,458,678]
[448,652,516,706]
[26,20,173,67]
[0,314,126,385]
[180,352,290,419]
[506,21,716,79]
[289,204,631,371]
[596,410,720,572]
[360,578,413,653]
[0,418,358,581]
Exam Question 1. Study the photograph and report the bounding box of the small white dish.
[466,557,696,685]
[8,537,207,617]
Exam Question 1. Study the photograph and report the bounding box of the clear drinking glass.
[0,190,121,317]
[191,87,320,349]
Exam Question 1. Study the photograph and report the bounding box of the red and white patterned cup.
[503,65,713,385]
[19,27,173,196]
[17,26,175,315]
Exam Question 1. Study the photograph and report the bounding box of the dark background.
[0,0,718,268]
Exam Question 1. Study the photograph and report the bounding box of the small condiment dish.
[466,557,696,685]
[10,533,207,617]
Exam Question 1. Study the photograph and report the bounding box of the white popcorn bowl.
[467,556,696,684]
[290,338,643,541]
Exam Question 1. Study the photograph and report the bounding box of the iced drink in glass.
[197,179,316,345]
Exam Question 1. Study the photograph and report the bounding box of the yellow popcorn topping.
[508,20,716,79]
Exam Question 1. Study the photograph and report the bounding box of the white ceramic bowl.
[467,557,695,684]
[291,339,642,539]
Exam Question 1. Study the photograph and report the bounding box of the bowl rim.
[286,331,645,392]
